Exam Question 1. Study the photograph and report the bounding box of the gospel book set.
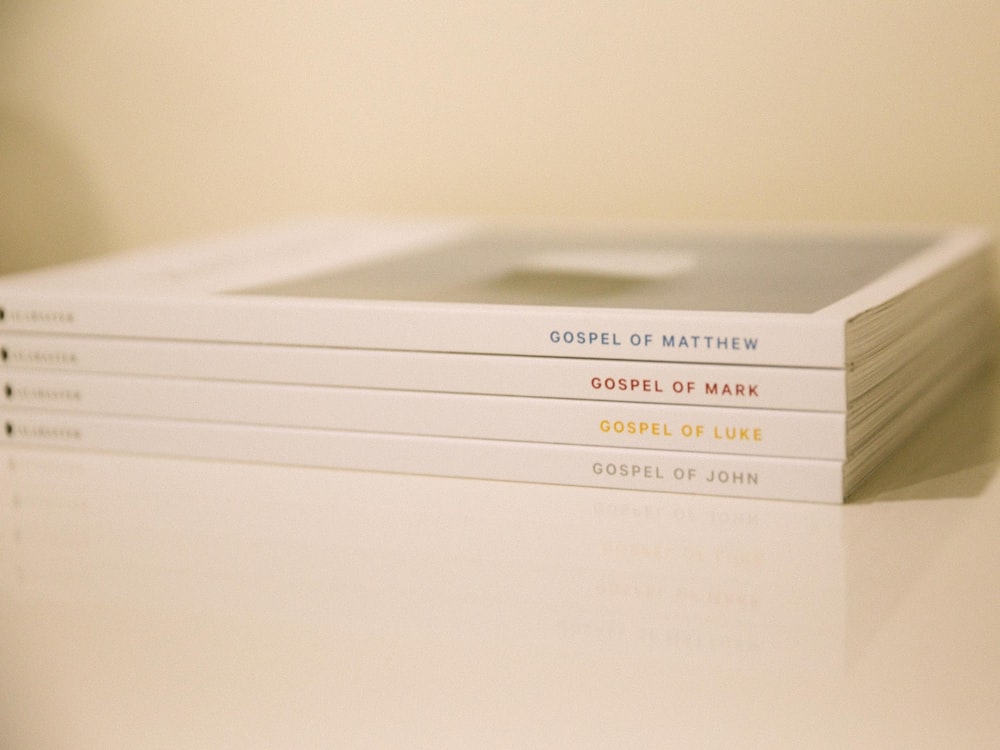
[1,219,995,502]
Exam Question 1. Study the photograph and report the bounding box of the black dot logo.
[0,307,5,321]
[4,384,10,399]
[0,347,7,361]
[4,422,12,436]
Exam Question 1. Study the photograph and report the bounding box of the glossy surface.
[2,367,999,748]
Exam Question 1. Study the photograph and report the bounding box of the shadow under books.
[851,363,1000,503]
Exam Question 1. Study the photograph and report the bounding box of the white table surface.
[2,365,999,749]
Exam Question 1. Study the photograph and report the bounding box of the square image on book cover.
[237,230,929,312]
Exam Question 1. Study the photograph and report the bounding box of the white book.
[2,369,845,459]
[2,307,990,464]
[0,219,992,368]
[0,410,846,503]
[0,283,990,414]
[0,332,845,411]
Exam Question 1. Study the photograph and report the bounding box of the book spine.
[1,370,847,459]
[0,292,847,367]
[0,410,846,503]
[0,333,847,411]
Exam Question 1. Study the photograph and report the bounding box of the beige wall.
[1,2,998,272]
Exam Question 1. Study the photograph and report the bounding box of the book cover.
[0,410,846,503]
[5,310,991,466]
[0,284,990,413]
[1,369,846,459]
[0,219,991,367]
[0,332,846,411]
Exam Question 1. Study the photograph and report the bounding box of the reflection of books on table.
[1,441,976,671]
[1,219,995,501]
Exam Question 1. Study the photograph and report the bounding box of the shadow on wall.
[0,105,109,274]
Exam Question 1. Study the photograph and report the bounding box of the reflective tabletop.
[2,366,999,748]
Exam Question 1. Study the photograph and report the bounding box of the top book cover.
[0,219,993,367]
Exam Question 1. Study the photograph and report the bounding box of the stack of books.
[1,219,995,503]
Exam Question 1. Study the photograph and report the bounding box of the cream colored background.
[1,2,998,273]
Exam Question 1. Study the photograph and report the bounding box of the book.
[0,284,989,415]
[0,219,993,368]
[0,409,846,502]
[2,298,991,464]
[1,369,846,459]
[0,332,846,411]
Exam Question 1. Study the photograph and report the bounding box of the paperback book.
[0,219,994,503]
[1,328,987,491]
[0,219,992,368]
[1,369,847,459]
[0,332,845,411]
[0,409,846,503]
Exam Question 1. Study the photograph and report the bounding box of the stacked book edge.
[1,219,996,503]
